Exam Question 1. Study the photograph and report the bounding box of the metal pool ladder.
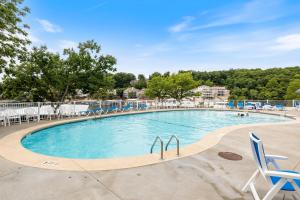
[150,136,164,160]
[165,135,180,156]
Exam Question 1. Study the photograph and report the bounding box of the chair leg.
[250,183,261,200]
[263,178,286,200]
[242,169,260,192]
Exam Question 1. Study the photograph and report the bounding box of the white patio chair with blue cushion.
[242,133,300,200]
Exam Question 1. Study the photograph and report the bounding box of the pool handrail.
[150,136,164,160]
[165,135,180,156]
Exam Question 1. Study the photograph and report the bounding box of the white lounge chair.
[242,133,300,200]
[74,104,89,116]
[58,104,75,118]
[24,107,39,123]
[4,109,22,126]
[40,105,55,120]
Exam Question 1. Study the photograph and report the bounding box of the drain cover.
[218,152,243,161]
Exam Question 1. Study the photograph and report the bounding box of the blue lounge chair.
[122,104,133,112]
[138,103,148,110]
[275,104,284,111]
[237,101,244,109]
[242,133,300,199]
[104,105,119,113]
[228,101,235,109]
[87,107,104,115]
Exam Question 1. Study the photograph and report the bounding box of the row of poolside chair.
[155,101,200,109]
[0,103,151,127]
[227,101,286,111]
[0,105,55,126]
[243,133,300,199]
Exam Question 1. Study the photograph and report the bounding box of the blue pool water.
[22,110,291,159]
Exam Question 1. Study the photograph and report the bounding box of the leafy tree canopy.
[145,76,171,100]
[286,75,300,100]
[168,72,199,101]
[0,0,30,72]
[1,40,117,101]
[132,74,147,89]
[113,72,136,89]
[186,67,300,100]
[145,72,198,101]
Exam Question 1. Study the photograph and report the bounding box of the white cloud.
[37,19,62,33]
[168,16,195,33]
[58,40,77,50]
[173,0,287,32]
[271,34,300,51]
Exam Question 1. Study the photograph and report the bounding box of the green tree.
[91,75,115,100]
[1,40,117,101]
[62,40,116,98]
[145,76,170,100]
[191,67,300,100]
[0,0,30,72]
[286,79,300,100]
[148,72,162,80]
[168,72,199,102]
[132,74,147,89]
[113,72,136,88]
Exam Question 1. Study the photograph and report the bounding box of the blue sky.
[25,0,300,75]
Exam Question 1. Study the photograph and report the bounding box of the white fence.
[0,99,298,127]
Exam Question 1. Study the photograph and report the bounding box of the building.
[191,85,230,101]
[123,87,145,99]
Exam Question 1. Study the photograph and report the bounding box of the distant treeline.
[178,67,300,100]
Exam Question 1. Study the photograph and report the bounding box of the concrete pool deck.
[0,109,300,199]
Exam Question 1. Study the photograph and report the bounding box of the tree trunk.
[60,85,69,103]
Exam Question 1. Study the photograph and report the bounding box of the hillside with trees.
[181,67,300,100]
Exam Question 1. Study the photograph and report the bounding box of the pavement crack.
[71,160,124,200]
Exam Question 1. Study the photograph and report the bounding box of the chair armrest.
[265,171,300,180]
[265,154,288,160]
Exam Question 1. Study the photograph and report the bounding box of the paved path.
[0,111,299,200]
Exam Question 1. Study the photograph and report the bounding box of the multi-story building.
[191,85,230,100]
[123,87,145,99]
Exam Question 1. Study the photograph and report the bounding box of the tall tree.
[168,72,199,102]
[1,41,117,101]
[286,79,300,100]
[113,72,136,88]
[145,76,171,100]
[132,74,147,89]
[145,72,198,101]
[148,72,162,80]
[0,0,30,72]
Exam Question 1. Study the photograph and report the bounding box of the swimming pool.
[21,110,290,159]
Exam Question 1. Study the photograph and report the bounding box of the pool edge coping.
[0,108,298,171]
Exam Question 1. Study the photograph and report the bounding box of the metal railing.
[150,136,164,160]
[165,135,180,156]
[0,99,298,127]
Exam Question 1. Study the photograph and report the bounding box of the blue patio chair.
[242,133,300,199]
[275,104,285,111]
[122,104,133,112]
[228,101,235,109]
[237,101,244,109]
[87,107,104,115]
[104,105,119,113]
[138,103,148,110]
